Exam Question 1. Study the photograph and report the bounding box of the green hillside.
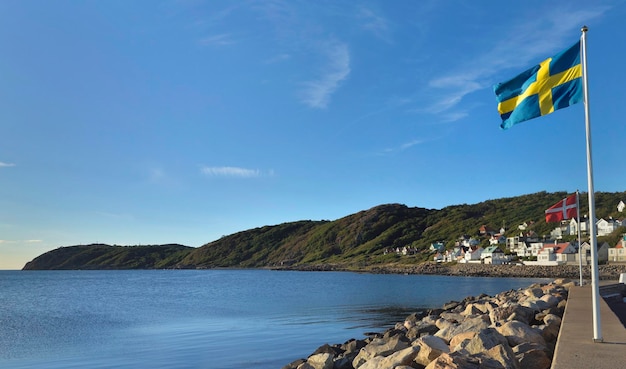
[22,191,626,270]
[22,244,193,270]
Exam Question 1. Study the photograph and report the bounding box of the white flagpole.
[577,190,583,287]
[581,25,602,342]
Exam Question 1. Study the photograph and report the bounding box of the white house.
[489,234,507,245]
[608,235,626,262]
[506,236,522,253]
[574,242,609,265]
[433,252,444,263]
[536,242,577,265]
[460,246,483,263]
[460,238,480,248]
[618,201,625,213]
[568,217,589,236]
[443,247,464,263]
[596,218,622,237]
[528,242,546,257]
[481,246,508,265]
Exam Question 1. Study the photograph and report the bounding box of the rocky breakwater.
[284,279,574,369]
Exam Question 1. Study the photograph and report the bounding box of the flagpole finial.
[582,25,588,33]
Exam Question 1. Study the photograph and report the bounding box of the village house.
[535,242,577,265]
[596,218,624,236]
[456,235,480,248]
[568,217,589,236]
[573,241,609,265]
[443,247,464,263]
[489,234,507,245]
[433,252,444,262]
[459,246,483,263]
[550,217,623,238]
[506,236,524,253]
[429,242,446,253]
[608,235,626,262]
[481,245,508,265]
[479,225,496,236]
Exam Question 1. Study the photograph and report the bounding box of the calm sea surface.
[0,270,551,369]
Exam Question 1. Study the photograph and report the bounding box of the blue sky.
[1,0,625,269]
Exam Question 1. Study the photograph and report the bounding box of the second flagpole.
[581,25,602,343]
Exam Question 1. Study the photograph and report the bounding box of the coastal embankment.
[284,279,574,369]
[278,263,626,280]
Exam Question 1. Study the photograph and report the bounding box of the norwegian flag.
[545,193,578,222]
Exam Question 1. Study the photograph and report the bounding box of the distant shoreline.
[274,262,626,280]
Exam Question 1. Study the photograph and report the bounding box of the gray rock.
[440,312,465,323]
[496,321,546,348]
[341,339,367,355]
[489,303,535,325]
[407,321,439,340]
[413,335,450,366]
[425,352,481,369]
[305,353,334,369]
[516,348,551,369]
[435,315,491,343]
[352,336,409,368]
[461,328,510,356]
[358,346,420,369]
[524,288,544,299]
[482,344,520,369]
[283,358,306,369]
[538,313,562,342]
[443,301,461,310]
[539,294,559,308]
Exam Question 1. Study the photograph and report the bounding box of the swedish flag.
[494,41,583,130]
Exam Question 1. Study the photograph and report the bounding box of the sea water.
[0,269,550,369]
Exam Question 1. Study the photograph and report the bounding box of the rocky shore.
[283,278,574,369]
[278,263,626,280]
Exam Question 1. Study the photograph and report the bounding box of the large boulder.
[489,303,535,325]
[424,352,481,369]
[301,353,333,369]
[460,328,510,356]
[358,346,420,369]
[516,348,551,369]
[413,335,450,366]
[407,321,440,340]
[539,294,560,308]
[482,344,520,369]
[352,336,409,368]
[496,321,546,347]
[538,313,562,343]
[435,315,490,343]
[449,331,477,350]
[524,288,544,299]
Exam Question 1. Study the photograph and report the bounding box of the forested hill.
[22,191,626,270]
[22,244,193,270]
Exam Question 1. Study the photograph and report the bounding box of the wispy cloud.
[265,53,291,64]
[422,5,608,118]
[400,139,425,150]
[357,7,391,43]
[0,239,42,245]
[300,41,351,109]
[378,138,427,156]
[0,162,15,167]
[199,33,236,46]
[200,166,264,178]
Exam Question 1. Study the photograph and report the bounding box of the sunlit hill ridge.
[22,191,626,270]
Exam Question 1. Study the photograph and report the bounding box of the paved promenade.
[551,283,626,369]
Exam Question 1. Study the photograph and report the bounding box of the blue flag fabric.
[494,41,583,130]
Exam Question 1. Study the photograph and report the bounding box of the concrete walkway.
[551,283,626,369]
